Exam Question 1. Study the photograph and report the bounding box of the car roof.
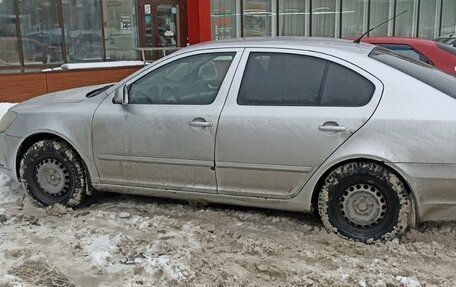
[179,37,376,56]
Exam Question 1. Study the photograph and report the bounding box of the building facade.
[211,0,456,40]
[1,0,455,74]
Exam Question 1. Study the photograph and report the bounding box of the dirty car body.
[1,38,456,242]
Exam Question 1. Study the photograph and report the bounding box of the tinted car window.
[369,47,456,99]
[237,53,326,106]
[320,63,375,107]
[378,44,432,64]
[238,52,375,107]
[129,53,235,105]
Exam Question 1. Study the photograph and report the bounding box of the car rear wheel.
[318,162,411,243]
[20,139,87,207]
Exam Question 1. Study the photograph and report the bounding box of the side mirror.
[113,84,129,105]
[122,84,129,105]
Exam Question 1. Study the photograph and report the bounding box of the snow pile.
[41,61,144,72]
[0,103,23,204]
[0,172,23,204]
[0,103,15,117]
[85,234,118,267]
[396,276,422,287]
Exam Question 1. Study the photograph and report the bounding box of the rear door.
[215,48,383,198]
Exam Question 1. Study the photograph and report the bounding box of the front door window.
[129,53,236,105]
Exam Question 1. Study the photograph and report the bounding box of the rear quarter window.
[369,47,456,99]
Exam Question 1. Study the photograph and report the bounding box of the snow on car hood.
[22,84,113,104]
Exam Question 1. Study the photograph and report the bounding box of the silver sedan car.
[1,38,456,243]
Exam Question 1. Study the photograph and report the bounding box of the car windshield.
[369,47,456,100]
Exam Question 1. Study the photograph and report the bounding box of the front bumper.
[0,133,21,180]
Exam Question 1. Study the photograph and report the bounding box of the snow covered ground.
[1,104,456,286]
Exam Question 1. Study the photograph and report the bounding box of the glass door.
[156,4,178,58]
[137,0,187,60]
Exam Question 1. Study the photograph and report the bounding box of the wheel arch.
[310,157,418,223]
[15,132,92,184]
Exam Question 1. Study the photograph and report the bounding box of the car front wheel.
[318,162,411,243]
[20,139,87,207]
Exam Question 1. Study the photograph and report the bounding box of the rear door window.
[237,53,326,106]
[237,52,375,107]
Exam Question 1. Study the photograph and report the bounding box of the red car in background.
[362,37,456,76]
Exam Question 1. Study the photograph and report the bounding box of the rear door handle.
[318,124,347,132]
[189,119,213,128]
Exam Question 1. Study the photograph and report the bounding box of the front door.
[137,0,187,60]
[92,49,242,193]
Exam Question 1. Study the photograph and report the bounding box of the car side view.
[1,38,456,243]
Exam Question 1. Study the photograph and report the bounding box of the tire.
[19,139,87,207]
[318,162,411,243]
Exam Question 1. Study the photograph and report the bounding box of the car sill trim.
[216,161,313,173]
[97,154,213,167]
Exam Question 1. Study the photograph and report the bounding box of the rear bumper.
[0,133,21,180]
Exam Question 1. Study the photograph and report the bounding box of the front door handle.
[189,118,213,128]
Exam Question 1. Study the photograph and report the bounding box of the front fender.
[15,129,99,184]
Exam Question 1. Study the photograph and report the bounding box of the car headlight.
[0,111,18,133]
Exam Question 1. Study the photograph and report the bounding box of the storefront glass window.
[102,0,138,61]
[418,0,438,39]
[441,0,456,36]
[211,0,241,40]
[243,0,276,37]
[278,0,308,36]
[341,0,368,38]
[369,0,394,36]
[0,1,20,68]
[311,0,336,37]
[19,0,64,65]
[62,0,103,62]
[395,0,418,37]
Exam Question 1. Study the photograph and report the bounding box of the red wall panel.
[0,67,140,103]
[187,0,211,45]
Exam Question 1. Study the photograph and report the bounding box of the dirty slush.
[0,174,455,287]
